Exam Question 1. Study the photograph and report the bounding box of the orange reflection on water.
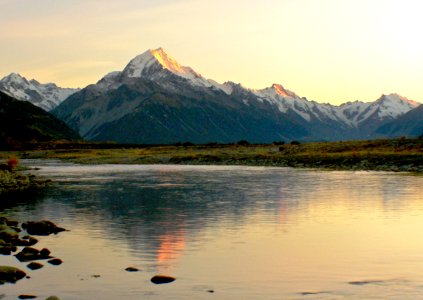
[157,231,186,265]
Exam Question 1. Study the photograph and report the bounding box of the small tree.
[6,156,19,172]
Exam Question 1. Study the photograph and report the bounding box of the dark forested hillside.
[0,91,80,149]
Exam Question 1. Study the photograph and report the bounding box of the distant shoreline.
[1,138,422,174]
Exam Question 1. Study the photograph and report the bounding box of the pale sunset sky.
[1,0,422,105]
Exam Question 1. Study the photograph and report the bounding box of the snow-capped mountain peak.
[2,73,29,85]
[373,93,420,119]
[121,47,231,91]
[378,93,419,107]
[0,73,80,111]
[150,48,202,80]
[271,83,299,98]
[123,47,201,80]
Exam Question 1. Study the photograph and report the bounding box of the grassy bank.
[0,138,422,173]
[0,158,51,195]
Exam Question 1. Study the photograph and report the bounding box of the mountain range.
[0,73,79,111]
[2,48,422,144]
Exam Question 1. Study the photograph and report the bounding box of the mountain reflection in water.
[1,161,423,300]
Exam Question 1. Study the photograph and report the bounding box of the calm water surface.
[1,160,423,299]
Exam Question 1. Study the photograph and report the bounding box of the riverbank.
[0,156,52,197]
[0,138,422,173]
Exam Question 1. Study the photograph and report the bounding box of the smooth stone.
[0,243,16,255]
[15,247,51,262]
[125,267,139,272]
[40,248,51,257]
[22,221,66,236]
[27,262,43,270]
[45,297,61,300]
[48,258,63,266]
[18,295,37,299]
[21,236,39,246]
[0,266,26,284]
[0,225,19,241]
[150,275,175,284]
[0,217,19,227]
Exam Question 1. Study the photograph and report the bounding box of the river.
[1,160,423,299]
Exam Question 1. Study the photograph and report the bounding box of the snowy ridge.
[4,47,419,134]
[253,84,348,123]
[102,48,421,128]
[0,73,79,111]
[95,47,422,125]
[52,47,423,143]
[253,84,420,127]
[373,94,419,118]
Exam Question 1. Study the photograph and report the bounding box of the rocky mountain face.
[0,73,79,111]
[0,91,80,149]
[375,104,423,138]
[48,48,421,143]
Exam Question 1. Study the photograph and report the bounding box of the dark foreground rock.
[48,258,63,266]
[18,295,37,299]
[27,262,44,270]
[125,267,139,272]
[0,216,66,300]
[22,221,66,236]
[151,275,176,284]
[0,224,20,241]
[0,266,26,284]
[0,239,17,255]
[15,246,52,262]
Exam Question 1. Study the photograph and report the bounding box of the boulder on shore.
[22,220,66,236]
[150,275,176,284]
[27,262,44,270]
[15,246,52,262]
[0,224,19,241]
[0,266,26,284]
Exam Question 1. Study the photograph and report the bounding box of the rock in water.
[27,262,43,270]
[48,258,63,266]
[22,221,66,236]
[150,275,175,284]
[0,224,19,241]
[18,295,37,299]
[0,266,26,284]
[15,246,52,262]
[0,217,19,227]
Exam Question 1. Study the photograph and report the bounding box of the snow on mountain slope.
[253,83,351,124]
[336,94,419,127]
[371,93,419,119]
[253,83,420,127]
[53,47,421,143]
[0,73,80,111]
[121,48,229,91]
[85,48,422,128]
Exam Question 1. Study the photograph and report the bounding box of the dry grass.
[0,138,422,172]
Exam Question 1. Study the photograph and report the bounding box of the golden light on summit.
[272,84,291,98]
[151,48,193,76]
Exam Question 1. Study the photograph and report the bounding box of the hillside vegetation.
[0,91,80,149]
